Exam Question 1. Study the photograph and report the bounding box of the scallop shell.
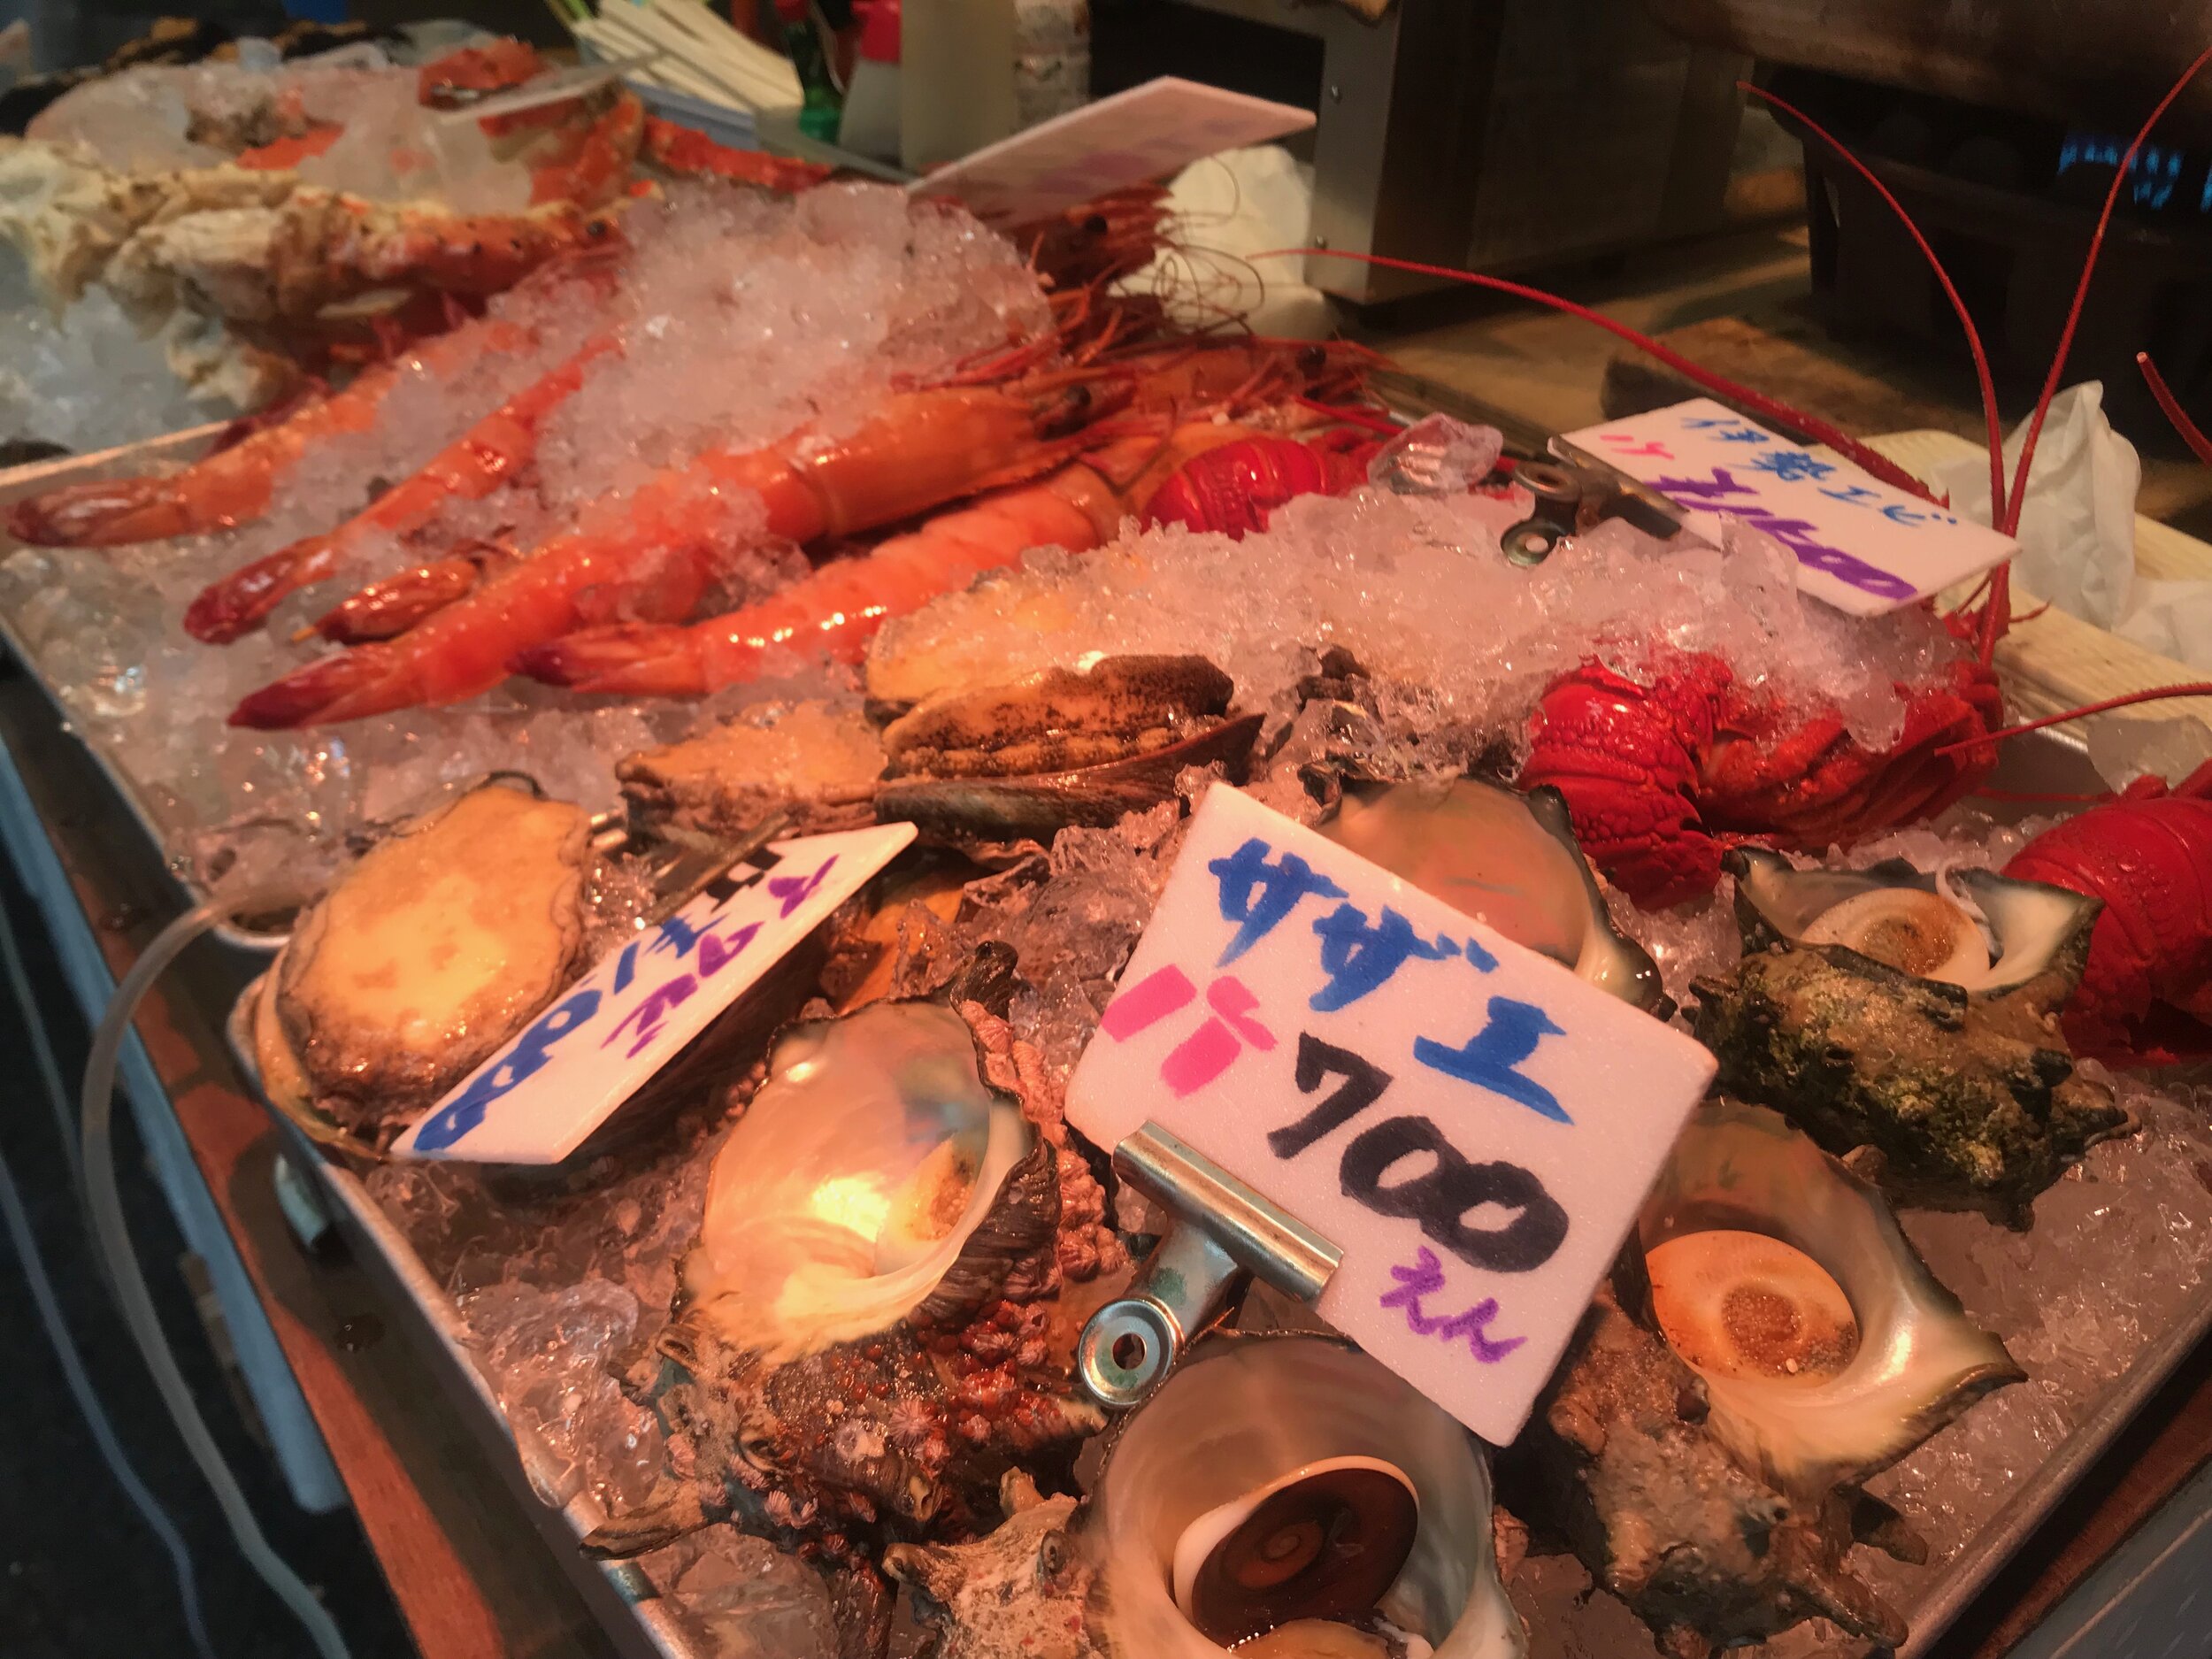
[1318,777,1670,1017]
[1640,1098,2023,1494]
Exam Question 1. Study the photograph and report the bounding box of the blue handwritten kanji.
[1650,467,1755,505]
[767,856,837,918]
[413,987,603,1150]
[1309,903,1457,1012]
[1746,449,1835,483]
[1208,838,1347,965]
[611,939,641,993]
[648,913,705,960]
[1819,483,1880,507]
[1881,503,1930,526]
[1714,426,1771,444]
[1413,995,1570,1124]
[1379,1248,1524,1363]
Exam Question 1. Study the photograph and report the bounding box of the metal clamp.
[1075,1123,1340,1410]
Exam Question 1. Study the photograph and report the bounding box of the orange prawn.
[225,379,1110,726]
[183,333,621,642]
[514,422,1262,696]
[5,318,535,548]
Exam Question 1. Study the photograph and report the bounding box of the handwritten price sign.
[1065,787,1714,1443]
[396,822,915,1165]
[1562,397,2015,617]
[909,77,1314,227]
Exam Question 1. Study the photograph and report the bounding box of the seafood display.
[16,39,2212,1659]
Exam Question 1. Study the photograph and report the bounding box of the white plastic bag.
[1116,144,1333,340]
[1931,380,2140,627]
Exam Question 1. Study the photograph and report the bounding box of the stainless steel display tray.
[26,422,2211,1658]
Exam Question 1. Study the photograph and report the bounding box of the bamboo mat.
[1866,428,2212,745]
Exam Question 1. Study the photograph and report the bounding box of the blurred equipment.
[1650,0,2212,448]
[1091,0,1753,303]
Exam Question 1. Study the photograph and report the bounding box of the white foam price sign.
[1561,397,2015,617]
[396,822,916,1164]
[909,77,1314,227]
[1065,787,1714,1444]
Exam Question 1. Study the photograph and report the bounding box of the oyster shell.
[1640,1099,2022,1495]
[891,1333,1524,1659]
[257,782,589,1137]
[1732,849,2104,994]
[588,990,1120,1562]
[872,656,1263,841]
[1317,777,1670,1016]
[1504,1286,1907,1658]
[1694,854,2129,1221]
[619,701,886,841]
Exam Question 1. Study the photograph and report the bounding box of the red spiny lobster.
[1141,428,1382,538]
[2001,759,2212,1065]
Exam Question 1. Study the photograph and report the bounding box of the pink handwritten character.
[1099,965,1277,1098]
[1600,434,1675,461]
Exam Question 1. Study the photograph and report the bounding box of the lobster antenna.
[1276,249,1944,503]
[1935,680,2212,755]
[2138,350,2212,465]
[2004,42,2212,537]
[1740,82,2008,526]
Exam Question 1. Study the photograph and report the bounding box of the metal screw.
[1328,84,1342,103]
[1311,233,1329,249]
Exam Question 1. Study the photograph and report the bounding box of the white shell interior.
[684,1002,1031,1360]
[1168,1455,1418,1628]
[1094,1336,1525,1659]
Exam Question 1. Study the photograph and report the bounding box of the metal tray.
[226,987,703,1659]
[222,789,2212,1659]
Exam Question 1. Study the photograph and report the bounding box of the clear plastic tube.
[80,891,352,1659]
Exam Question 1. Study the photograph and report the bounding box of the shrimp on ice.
[513,421,1273,695]
[5,313,541,547]
[183,330,621,641]
[227,342,1364,726]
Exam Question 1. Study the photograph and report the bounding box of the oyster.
[1504,1286,1906,1658]
[255,782,589,1138]
[1694,853,2128,1221]
[1317,777,1669,1016]
[891,1333,1524,1659]
[620,702,886,841]
[872,656,1263,841]
[588,987,1120,1563]
[1640,1098,2022,1495]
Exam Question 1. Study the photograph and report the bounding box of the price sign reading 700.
[1067,787,1714,1444]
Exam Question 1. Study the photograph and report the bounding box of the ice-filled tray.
[219,745,2212,1659]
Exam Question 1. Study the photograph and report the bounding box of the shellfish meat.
[254,781,589,1137]
[1641,1098,2022,1495]
[1694,851,2128,1220]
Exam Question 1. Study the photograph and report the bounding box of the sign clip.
[1075,1122,1340,1410]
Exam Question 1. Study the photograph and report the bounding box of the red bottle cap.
[856,0,900,62]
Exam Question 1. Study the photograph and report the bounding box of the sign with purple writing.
[396,822,916,1165]
[1561,397,2015,617]
[908,77,1314,227]
[1064,787,1714,1444]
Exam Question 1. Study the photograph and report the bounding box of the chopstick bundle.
[564,0,801,112]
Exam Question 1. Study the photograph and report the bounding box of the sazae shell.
[1640,1098,2023,1495]
[890,1332,1525,1659]
[1318,776,1671,1017]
